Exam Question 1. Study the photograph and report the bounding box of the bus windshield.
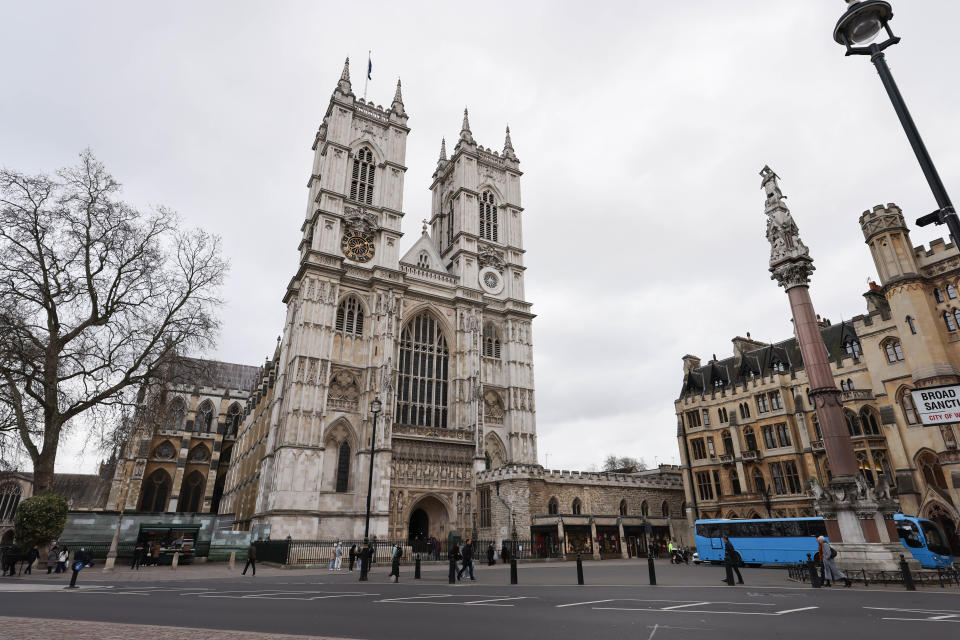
[896,520,923,548]
[918,520,950,556]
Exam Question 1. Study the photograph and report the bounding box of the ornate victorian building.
[219,59,537,542]
[676,189,960,554]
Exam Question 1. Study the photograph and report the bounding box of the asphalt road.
[3,561,958,639]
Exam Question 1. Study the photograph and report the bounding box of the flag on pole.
[367,53,372,80]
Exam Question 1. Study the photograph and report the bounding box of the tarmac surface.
[2,559,958,639]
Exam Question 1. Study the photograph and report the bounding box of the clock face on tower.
[340,231,375,263]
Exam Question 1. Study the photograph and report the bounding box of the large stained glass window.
[396,312,449,428]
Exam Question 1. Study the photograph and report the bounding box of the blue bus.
[694,515,953,569]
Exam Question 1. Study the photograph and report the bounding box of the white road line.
[648,624,659,640]
[774,607,818,615]
[660,602,709,610]
[556,599,616,608]
[865,607,960,614]
[882,618,960,623]
[376,595,453,603]
[930,615,960,620]
[462,597,529,606]
[594,607,773,616]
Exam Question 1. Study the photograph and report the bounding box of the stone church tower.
[234,59,537,542]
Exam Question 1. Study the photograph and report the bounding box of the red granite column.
[786,286,858,478]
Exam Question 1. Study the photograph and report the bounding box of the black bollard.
[647,550,657,586]
[900,554,916,591]
[510,557,518,585]
[576,553,584,585]
[806,554,821,588]
[415,555,421,580]
[449,557,456,584]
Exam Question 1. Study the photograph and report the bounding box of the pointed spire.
[391,78,405,115]
[503,125,517,160]
[460,107,474,144]
[439,137,447,162]
[337,57,352,94]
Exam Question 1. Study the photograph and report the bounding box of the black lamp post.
[833,1,960,242]
[363,397,382,544]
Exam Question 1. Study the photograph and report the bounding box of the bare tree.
[601,455,648,473]
[0,150,226,493]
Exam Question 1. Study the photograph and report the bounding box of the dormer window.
[417,251,430,269]
[771,360,786,373]
[843,339,862,358]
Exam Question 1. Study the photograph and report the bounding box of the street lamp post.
[362,397,382,544]
[833,0,960,241]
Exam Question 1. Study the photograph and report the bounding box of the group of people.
[719,534,852,587]
[1,543,88,576]
[447,538,476,581]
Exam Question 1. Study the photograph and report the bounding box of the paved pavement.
[2,560,958,639]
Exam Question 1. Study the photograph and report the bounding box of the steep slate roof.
[172,357,260,391]
[680,321,859,398]
[4,473,111,509]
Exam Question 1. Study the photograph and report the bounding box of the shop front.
[595,526,621,557]
[137,523,201,565]
[531,526,561,558]
[563,526,593,555]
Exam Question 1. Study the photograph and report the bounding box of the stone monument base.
[832,541,919,572]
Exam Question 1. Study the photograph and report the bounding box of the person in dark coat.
[242,542,257,576]
[359,543,373,581]
[500,543,510,564]
[722,536,744,585]
[24,545,39,575]
[132,543,144,570]
[457,539,475,581]
[348,544,356,572]
[46,544,59,574]
[487,543,495,566]
[389,543,401,582]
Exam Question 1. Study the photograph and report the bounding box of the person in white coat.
[817,536,851,587]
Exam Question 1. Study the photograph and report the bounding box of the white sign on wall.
[910,385,960,425]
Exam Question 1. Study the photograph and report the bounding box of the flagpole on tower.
[363,50,371,100]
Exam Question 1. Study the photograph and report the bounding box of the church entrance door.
[407,495,450,546]
[409,509,429,541]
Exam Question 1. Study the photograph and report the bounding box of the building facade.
[676,203,960,554]
[219,59,537,542]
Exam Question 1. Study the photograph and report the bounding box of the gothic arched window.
[640,500,649,516]
[744,426,758,451]
[177,470,206,513]
[752,468,766,494]
[417,251,430,269]
[479,190,498,242]
[548,497,559,515]
[166,398,186,431]
[139,469,172,512]
[661,501,670,517]
[446,202,454,247]
[227,403,242,436]
[934,288,944,303]
[196,400,215,433]
[843,339,862,357]
[905,316,916,334]
[350,146,375,205]
[917,451,948,489]
[0,482,22,521]
[899,388,919,425]
[571,498,582,515]
[619,499,628,516]
[482,323,501,359]
[884,340,904,363]
[948,284,957,299]
[945,311,957,332]
[860,408,881,435]
[335,441,351,493]
[396,312,449,428]
[857,452,875,487]
[335,297,365,336]
[729,469,742,495]
[844,409,862,436]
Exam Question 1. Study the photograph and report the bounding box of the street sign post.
[910,384,960,425]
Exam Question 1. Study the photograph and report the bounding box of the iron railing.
[787,562,960,587]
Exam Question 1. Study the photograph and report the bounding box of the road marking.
[774,607,818,615]
[660,602,709,610]
[882,617,960,623]
[648,624,659,640]
[556,599,615,608]
[865,607,960,614]
[461,596,529,606]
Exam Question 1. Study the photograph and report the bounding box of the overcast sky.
[3,1,960,475]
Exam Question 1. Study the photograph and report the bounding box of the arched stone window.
[840,380,848,392]
[883,339,905,363]
[335,297,364,336]
[188,444,210,463]
[482,323,501,359]
[417,250,430,269]
[177,470,206,513]
[721,429,733,455]
[226,403,242,436]
[844,409,862,436]
[336,442,351,493]
[752,468,766,494]
[945,311,958,332]
[811,413,822,440]
[661,501,670,517]
[479,190,498,242]
[152,440,176,460]
[899,388,919,425]
[139,469,172,512]
[619,499,628,516]
[195,400,215,433]
[843,339,862,357]
[350,146,375,204]
[396,312,449,428]
[729,469,742,495]
[0,482,23,522]
[640,500,649,516]
[860,408,881,435]
[857,452,875,487]
[743,426,758,451]
[934,288,944,303]
[917,450,948,490]
[166,398,186,431]
[872,450,892,485]
[948,284,957,299]
[571,498,582,515]
[446,202,454,247]
[906,316,917,334]
[548,497,559,515]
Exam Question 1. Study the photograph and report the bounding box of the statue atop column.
[761,165,815,289]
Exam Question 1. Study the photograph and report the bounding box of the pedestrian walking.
[359,543,373,581]
[389,543,401,582]
[242,541,257,576]
[457,538,475,581]
[132,542,144,570]
[722,535,744,585]
[1,545,11,576]
[348,544,356,571]
[56,547,68,574]
[500,543,510,564]
[817,536,851,587]
[667,540,675,563]
[334,542,343,571]
[23,544,39,575]
[487,542,495,566]
[46,544,59,574]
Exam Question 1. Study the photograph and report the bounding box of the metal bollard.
[647,550,657,586]
[449,557,456,584]
[806,554,820,588]
[229,551,236,572]
[415,555,421,579]
[900,554,916,591]
[172,551,180,571]
[576,553,584,585]
[510,557,518,585]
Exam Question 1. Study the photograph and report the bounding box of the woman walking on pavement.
[46,544,59,574]
[242,541,257,576]
[334,542,343,571]
[487,542,495,566]
[817,536,851,587]
[348,544,356,571]
[722,535,744,585]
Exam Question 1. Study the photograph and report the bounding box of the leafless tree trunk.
[0,150,226,493]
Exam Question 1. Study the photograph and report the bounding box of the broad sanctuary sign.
[910,385,960,425]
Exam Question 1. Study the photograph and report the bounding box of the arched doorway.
[407,495,450,544]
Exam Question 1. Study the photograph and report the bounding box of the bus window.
[897,522,923,548]
[918,520,950,556]
[780,521,803,537]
